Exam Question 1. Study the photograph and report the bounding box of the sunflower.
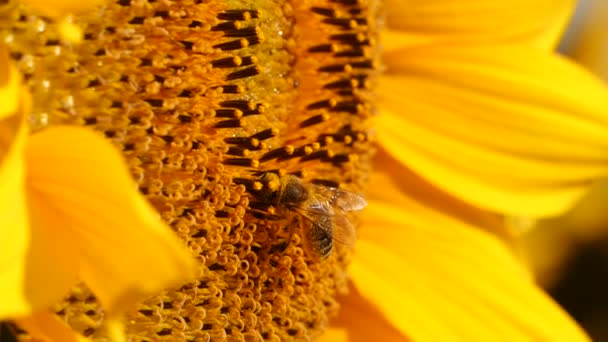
[2,0,608,341]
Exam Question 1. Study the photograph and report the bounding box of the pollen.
[3,0,379,340]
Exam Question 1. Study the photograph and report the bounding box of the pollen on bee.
[267,181,280,192]
[252,181,263,191]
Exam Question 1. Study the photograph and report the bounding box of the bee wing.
[309,184,367,212]
[293,206,357,246]
[327,213,357,246]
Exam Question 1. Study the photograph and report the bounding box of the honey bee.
[257,173,367,259]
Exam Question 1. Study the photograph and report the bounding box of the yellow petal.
[15,311,86,342]
[0,50,23,121]
[0,117,30,318]
[21,0,106,18]
[382,0,575,50]
[373,150,515,243]
[105,319,127,342]
[378,44,608,217]
[350,163,590,341]
[319,328,349,342]
[23,183,80,312]
[323,284,409,342]
[25,126,197,313]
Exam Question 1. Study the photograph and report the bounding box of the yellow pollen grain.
[303,145,313,155]
[252,181,263,191]
[267,179,281,191]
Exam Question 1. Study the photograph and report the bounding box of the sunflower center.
[2,0,379,339]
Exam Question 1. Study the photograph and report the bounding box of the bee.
[257,173,367,259]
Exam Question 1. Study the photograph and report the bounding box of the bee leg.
[269,240,290,254]
[269,215,298,254]
[247,206,282,221]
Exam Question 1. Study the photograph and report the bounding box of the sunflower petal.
[319,329,348,342]
[350,159,590,341]
[15,311,86,342]
[324,284,409,342]
[0,56,37,317]
[22,0,107,18]
[378,44,608,217]
[0,51,22,121]
[0,119,30,318]
[382,0,575,49]
[25,126,197,313]
[23,184,80,313]
[105,319,127,342]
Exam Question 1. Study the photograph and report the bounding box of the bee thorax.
[281,178,308,206]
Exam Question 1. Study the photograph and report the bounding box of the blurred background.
[526,0,608,339]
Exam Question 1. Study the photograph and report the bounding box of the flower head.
[3,0,378,340]
[3,0,608,341]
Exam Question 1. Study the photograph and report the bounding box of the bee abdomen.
[310,225,333,259]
